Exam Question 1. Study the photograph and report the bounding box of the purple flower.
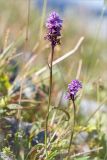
[45,11,63,47]
[65,80,82,101]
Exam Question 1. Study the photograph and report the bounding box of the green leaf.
[74,156,90,160]
[7,104,20,110]
[53,107,70,121]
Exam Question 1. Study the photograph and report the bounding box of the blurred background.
[0,0,107,126]
[0,0,107,159]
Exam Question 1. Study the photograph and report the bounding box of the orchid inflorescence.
[45,11,63,47]
[65,79,82,101]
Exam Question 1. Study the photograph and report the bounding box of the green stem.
[45,45,54,158]
[67,100,76,160]
[26,0,30,41]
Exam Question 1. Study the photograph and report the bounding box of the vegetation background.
[0,0,107,160]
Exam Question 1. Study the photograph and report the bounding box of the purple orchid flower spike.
[65,79,82,101]
[45,11,63,47]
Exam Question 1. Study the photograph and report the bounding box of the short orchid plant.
[44,12,82,160]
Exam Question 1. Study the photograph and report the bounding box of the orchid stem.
[67,100,76,160]
[45,45,54,158]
